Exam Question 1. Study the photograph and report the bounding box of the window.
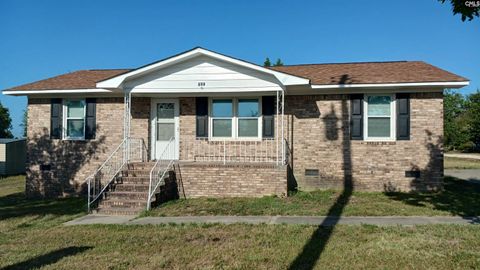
[364,95,395,140]
[209,98,261,139]
[237,99,259,137]
[64,99,86,140]
[211,99,233,137]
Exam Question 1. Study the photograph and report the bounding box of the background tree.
[438,0,479,21]
[264,57,272,67]
[466,91,480,150]
[274,58,284,66]
[0,102,13,138]
[21,109,28,138]
[444,90,468,150]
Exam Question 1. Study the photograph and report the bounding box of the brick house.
[3,47,468,214]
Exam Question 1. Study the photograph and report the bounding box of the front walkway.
[64,215,480,226]
[445,169,480,183]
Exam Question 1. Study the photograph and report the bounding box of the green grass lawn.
[1,175,480,269]
[444,156,480,169]
[148,177,480,217]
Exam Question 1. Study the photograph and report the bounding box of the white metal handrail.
[147,137,175,210]
[183,138,281,164]
[87,137,146,212]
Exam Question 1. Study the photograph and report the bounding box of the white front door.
[151,99,179,160]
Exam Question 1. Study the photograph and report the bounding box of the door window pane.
[212,119,232,137]
[67,100,85,117]
[238,119,258,137]
[368,118,390,137]
[212,99,233,117]
[238,99,259,117]
[67,119,85,138]
[367,96,391,116]
[157,103,174,119]
[157,123,175,141]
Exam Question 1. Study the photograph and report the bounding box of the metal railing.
[183,137,281,164]
[86,137,146,212]
[147,137,175,210]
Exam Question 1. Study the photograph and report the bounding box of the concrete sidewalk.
[65,215,480,226]
[445,153,480,160]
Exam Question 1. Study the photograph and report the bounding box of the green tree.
[0,102,13,138]
[21,109,28,138]
[466,90,480,150]
[438,0,479,21]
[264,57,272,67]
[444,90,469,150]
[274,58,284,66]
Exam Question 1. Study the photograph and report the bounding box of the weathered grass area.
[444,156,480,169]
[1,175,480,269]
[149,177,480,217]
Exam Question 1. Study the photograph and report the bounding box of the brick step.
[95,207,144,216]
[99,199,147,208]
[105,191,149,200]
[121,170,152,177]
[118,177,153,185]
[126,162,156,170]
[112,183,150,192]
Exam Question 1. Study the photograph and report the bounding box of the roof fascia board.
[2,88,116,96]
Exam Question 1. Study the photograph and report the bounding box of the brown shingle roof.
[4,61,467,92]
[7,69,131,91]
[269,61,467,85]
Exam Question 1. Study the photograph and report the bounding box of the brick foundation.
[175,162,288,198]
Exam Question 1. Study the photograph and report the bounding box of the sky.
[0,0,479,138]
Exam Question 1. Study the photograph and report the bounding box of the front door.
[151,99,179,160]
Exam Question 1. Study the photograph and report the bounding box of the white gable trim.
[96,47,310,89]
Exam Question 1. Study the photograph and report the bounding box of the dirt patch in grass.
[149,177,480,217]
[445,156,480,169]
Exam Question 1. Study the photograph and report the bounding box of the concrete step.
[118,177,152,185]
[95,206,144,216]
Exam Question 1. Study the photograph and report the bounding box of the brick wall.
[285,92,443,192]
[26,97,125,198]
[175,162,287,198]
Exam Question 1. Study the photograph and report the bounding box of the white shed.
[0,138,26,175]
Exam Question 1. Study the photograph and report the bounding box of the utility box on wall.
[0,138,26,175]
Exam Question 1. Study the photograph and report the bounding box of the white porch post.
[276,90,279,165]
[281,89,285,164]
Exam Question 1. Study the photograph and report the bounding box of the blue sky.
[0,0,479,137]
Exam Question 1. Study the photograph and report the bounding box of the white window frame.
[63,99,86,140]
[208,97,262,141]
[363,94,396,141]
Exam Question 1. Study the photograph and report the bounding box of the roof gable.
[97,47,310,89]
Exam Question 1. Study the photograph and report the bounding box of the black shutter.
[262,96,275,138]
[350,94,363,140]
[85,98,96,139]
[50,98,63,139]
[396,93,410,140]
[196,97,208,137]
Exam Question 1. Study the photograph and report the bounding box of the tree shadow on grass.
[386,176,480,217]
[288,93,353,270]
[1,246,92,270]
